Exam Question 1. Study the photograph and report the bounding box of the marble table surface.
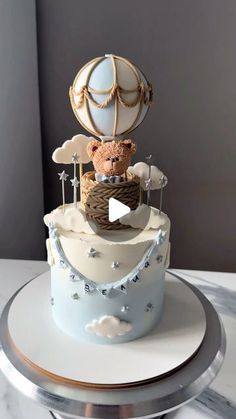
[0,259,235,419]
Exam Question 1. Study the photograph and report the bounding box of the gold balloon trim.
[69,82,153,110]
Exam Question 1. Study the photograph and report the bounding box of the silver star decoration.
[145,302,154,313]
[58,170,69,181]
[87,247,97,258]
[111,261,120,269]
[50,297,54,306]
[70,177,79,188]
[71,293,79,300]
[145,178,152,189]
[72,152,79,163]
[159,175,168,188]
[121,305,130,313]
[145,154,153,164]
[156,255,163,263]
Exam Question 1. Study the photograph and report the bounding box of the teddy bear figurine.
[87,139,136,183]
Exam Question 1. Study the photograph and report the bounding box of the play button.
[108,198,130,222]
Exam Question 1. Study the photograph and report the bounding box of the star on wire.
[70,177,79,188]
[145,178,152,189]
[145,154,153,164]
[58,170,69,181]
[159,175,168,188]
[72,152,79,163]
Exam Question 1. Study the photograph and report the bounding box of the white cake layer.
[49,225,170,284]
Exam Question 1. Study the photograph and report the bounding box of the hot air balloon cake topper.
[69,54,153,138]
[51,54,167,229]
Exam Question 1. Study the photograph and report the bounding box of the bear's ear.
[87,139,101,158]
[122,139,137,154]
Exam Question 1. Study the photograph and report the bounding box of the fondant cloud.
[52,134,95,164]
[128,162,167,191]
[119,204,169,230]
[85,315,132,338]
[44,204,97,234]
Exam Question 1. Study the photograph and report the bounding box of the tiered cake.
[44,55,170,344]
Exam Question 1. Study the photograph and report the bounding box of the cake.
[44,55,171,344]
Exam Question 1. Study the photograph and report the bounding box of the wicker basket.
[81,171,140,230]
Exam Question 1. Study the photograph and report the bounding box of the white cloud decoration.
[52,134,95,164]
[119,204,169,230]
[44,204,97,234]
[85,315,132,338]
[128,162,168,191]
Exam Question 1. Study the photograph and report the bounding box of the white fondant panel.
[89,57,113,90]
[8,272,206,385]
[115,59,139,89]
[56,227,170,283]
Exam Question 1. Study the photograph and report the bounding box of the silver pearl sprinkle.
[72,293,80,300]
[111,261,120,269]
[145,302,154,313]
[60,259,66,268]
[50,297,54,306]
[87,248,97,258]
[156,255,163,263]
[121,305,130,313]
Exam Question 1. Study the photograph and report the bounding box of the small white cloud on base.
[44,204,97,234]
[128,162,167,190]
[120,204,168,230]
[85,315,132,338]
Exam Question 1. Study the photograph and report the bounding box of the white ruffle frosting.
[119,204,169,230]
[44,204,97,234]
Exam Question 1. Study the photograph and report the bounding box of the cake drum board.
[6,271,206,388]
[0,271,225,418]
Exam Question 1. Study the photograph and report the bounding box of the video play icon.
[108,198,130,222]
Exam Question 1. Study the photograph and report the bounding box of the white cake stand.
[0,271,225,419]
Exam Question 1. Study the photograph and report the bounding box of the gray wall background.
[0,0,45,260]
[37,0,236,272]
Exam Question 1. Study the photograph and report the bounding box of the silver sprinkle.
[72,293,79,300]
[111,261,120,269]
[60,259,66,268]
[87,248,97,257]
[145,302,154,313]
[156,255,163,263]
[121,305,130,313]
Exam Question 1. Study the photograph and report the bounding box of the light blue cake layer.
[51,262,165,344]
[48,223,169,344]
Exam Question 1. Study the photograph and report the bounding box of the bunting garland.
[49,223,167,298]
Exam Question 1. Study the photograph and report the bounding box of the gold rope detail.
[70,83,153,110]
